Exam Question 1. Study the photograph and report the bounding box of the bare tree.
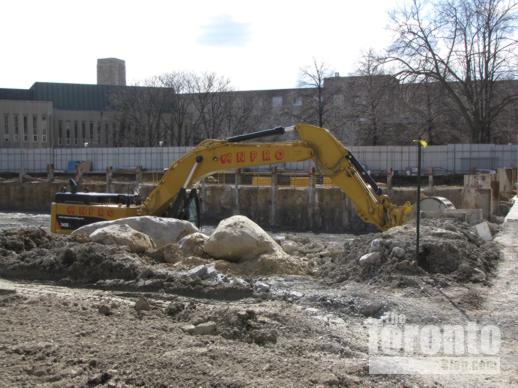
[109,72,239,146]
[354,49,399,145]
[187,72,234,141]
[387,0,518,143]
[109,77,169,146]
[398,77,468,144]
[226,92,264,135]
[158,72,192,146]
[297,58,336,127]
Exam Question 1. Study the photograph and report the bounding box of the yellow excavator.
[50,123,412,234]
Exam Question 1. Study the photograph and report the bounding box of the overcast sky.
[1,0,399,91]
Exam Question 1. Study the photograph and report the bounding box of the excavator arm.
[141,123,411,230]
[51,123,411,233]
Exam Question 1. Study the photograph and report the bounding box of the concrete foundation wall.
[0,181,464,233]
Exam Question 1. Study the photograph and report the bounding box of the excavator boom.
[50,123,412,233]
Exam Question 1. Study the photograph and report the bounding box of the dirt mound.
[0,228,63,254]
[151,251,310,277]
[0,239,152,283]
[0,228,256,299]
[319,219,500,286]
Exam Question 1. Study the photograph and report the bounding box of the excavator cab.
[164,188,201,228]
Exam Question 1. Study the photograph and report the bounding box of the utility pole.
[414,139,428,263]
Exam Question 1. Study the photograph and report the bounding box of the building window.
[272,96,283,108]
[23,116,28,141]
[3,114,8,133]
[292,96,303,106]
[74,121,78,145]
[14,114,19,134]
[105,123,109,144]
[89,122,94,141]
[3,135,8,143]
[33,135,38,142]
[42,135,47,143]
[81,122,86,139]
[41,114,46,122]
[58,121,63,144]
[65,121,71,145]
[32,115,37,131]
[97,123,101,144]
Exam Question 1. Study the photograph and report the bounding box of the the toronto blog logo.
[368,312,501,374]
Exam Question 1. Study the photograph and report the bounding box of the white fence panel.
[0,144,516,173]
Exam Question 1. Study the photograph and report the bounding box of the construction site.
[0,122,516,387]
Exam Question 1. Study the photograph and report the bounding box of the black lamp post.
[414,139,428,263]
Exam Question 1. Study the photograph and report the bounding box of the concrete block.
[421,209,483,225]
[497,168,516,200]
[0,278,16,295]
[475,222,492,241]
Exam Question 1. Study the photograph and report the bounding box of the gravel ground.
[0,212,517,386]
[0,212,50,231]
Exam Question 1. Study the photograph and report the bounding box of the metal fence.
[0,144,516,174]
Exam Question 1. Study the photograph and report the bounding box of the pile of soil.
[0,228,256,298]
[0,228,61,254]
[145,239,311,277]
[319,219,500,286]
[0,229,156,283]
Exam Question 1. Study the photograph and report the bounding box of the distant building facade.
[0,58,517,148]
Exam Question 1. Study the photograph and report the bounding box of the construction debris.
[319,218,500,286]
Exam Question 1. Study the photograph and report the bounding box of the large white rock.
[89,224,155,253]
[204,215,286,262]
[72,216,198,247]
[358,251,382,266]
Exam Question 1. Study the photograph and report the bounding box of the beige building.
[1,58,517,148]
[0,100,52,147]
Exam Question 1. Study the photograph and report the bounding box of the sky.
[0,0,400,91]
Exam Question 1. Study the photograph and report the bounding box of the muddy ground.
[0,212,517,387]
